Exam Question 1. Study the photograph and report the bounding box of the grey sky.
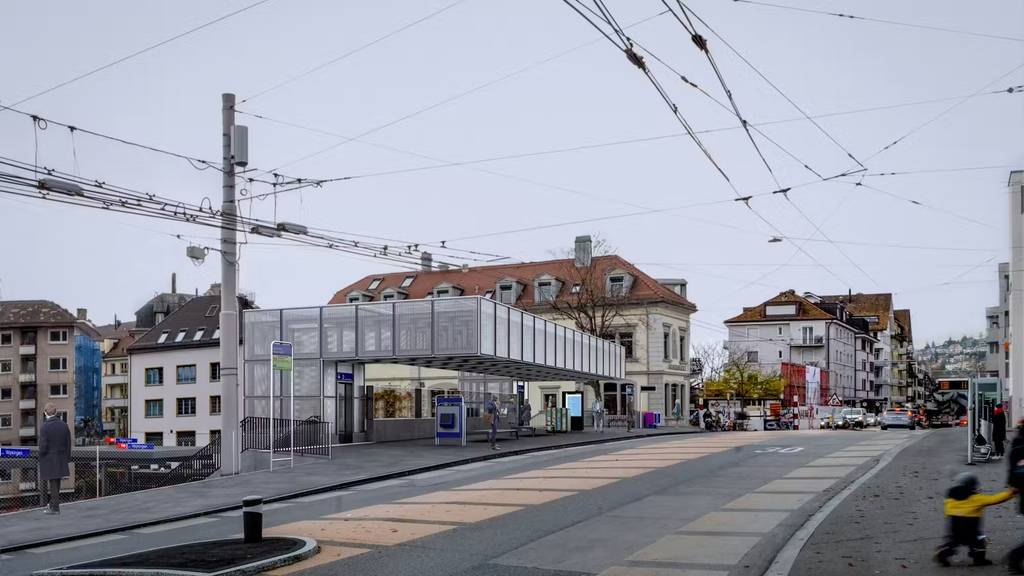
[1,0,1021,346]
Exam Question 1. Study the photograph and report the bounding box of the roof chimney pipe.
[76,308,87,321]
[574,235,592,267]
[421,252,433,271]
[171,273,177,294]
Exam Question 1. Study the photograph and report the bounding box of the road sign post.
[270,340,295,470]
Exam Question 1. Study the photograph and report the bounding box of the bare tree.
[542,235,635,338]
[691,342,728,384]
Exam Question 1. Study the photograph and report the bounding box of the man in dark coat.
[39,402,71,514]
[993,404,1007,459]
[1005,420,1024,573]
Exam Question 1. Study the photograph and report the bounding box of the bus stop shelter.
[242,296,627,444]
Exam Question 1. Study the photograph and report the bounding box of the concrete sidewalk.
[0,425,698,553]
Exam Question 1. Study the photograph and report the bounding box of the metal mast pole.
[220,93,239,476]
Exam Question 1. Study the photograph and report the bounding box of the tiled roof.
[328,255,697,311]
[103,329,145,359]
[0,300,77,326]
[819,293,893,331]
[894,309,913,341]
[95,321,137,340]
[128,295,254,353]
[724,290,834,323]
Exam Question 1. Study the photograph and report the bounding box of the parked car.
[865,413,879,427]
[839,408,867,429]
[880,409,915,430]
[818,407,843,429]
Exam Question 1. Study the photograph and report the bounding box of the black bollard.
[242,495,263,544]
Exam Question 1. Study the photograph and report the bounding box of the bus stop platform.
[0,424,696,554]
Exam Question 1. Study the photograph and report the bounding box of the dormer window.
[368,278,383,290]
[570,283,582,294]
[400,275,415,288]
[346,291,373,303]
[483,290,494,299]
[380,288,407,302]
[535,281,555,302]
[605,270,633,297]
[430,283,463,299]
[435,288,450,298]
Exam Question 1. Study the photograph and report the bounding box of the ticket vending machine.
[435,396,466,446]
[563,391,584,431]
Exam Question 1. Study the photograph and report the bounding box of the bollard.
[242,495,263,544]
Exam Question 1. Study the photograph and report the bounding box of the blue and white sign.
[336,372,354,383]
[1,448,31,458]
[435,396,466,446]
[127,443,155,450]
[115,437,138,444]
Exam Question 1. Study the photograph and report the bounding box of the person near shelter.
[39,402,71,515]
[592,398,604,432]
[993,403,1007,459]
[520,398,532,428]
[485,395,500,450]
[934,472,1015,567]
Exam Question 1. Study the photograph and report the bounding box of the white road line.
[291,490,353,503]
[263,503,292,511]
[352,479,407,490]
[132,516,218,534]
[217,509,243,517]
[26,534,125,554]
[763,431,927,576]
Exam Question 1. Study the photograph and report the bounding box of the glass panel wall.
[244,310,280,359]
[358,303,394,357]
[395,300,432,356]
[434,298,478,355]
[495,304,509,358]
[545,321,556,366]
[480,299,495,356]
[522,315,534,363]
[282,308,320,358]
[509,309,523,361]
[322,306,356,358]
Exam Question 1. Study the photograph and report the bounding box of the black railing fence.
[240,416,332,457]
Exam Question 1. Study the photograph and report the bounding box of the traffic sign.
[115,437,138,444]
[1,448,30,458]
[827,393,842,407]
[126,443,155,450]
[272,340,293,371]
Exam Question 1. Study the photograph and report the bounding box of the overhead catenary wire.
[8,0,275,107]
[732,0,1024,44]
[239,0,468,104]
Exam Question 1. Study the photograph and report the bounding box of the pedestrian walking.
[1004,421,1024,573]
[992,403,1007,459]
[38,403,71,515]
[520,398,532,428]
[485,395,500,450]
[591,398,604,433]
[934,472,1015,567]
[672,398,682,422]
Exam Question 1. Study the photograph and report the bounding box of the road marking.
[217,509,244,517]
[830,451,884,458]
[132,516,219,533]
[400,489,575,505]
[757,478,838,493]
[265,545,370,575]
[763,431,927,576]
[456,477,616,491]
[806,456,871,466]
[264,503,292,511]
[331,503,521,523]
[406,470,453,480]
[600,567,728,576]
[507,467,650,479]
[586,455,694,462]
[447,461,496,471]
[785,466,856,479]
[629,534,760,564]
[724,493,815,511]
[291,490,353,503]
[550,460,679,469]
[27,534,125,554]
[352,479,407,490]
[267,519,454,545]
[680,510,789,533]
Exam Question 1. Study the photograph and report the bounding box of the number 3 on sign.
[755,446,804,453]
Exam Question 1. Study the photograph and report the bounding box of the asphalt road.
[1,429,921,576]
[791,426,1020,576]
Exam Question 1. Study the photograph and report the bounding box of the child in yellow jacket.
[935,472,1016,567]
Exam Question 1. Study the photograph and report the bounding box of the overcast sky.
[1,0,1022,347]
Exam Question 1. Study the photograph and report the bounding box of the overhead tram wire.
[8,0,275,107]
[239,0,468,105]
[681,3,865,170]
[263,7,672,172]
[561,1,854,290]
[732,0,1024,44]
[842,180,995,228]
[237,87,1022,187]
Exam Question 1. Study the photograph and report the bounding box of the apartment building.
[0,301,101,446]
[984,262,1011,384]
[325,236,697,434]
[893,309,918,402]
[101,330,143,438]
[724,290,863,403]
[820,293,902,403]
[127,293,249,447]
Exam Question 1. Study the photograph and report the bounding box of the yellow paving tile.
[399,489,575,505]
[456,477,617,491]
[551,460,680,469]
[756,478,838,493]
[600,567,728,576]
[506,468,652,479]
[265,545,370,575]
[680,510,788,533]
[266,519,454,546]
[616,448,723,455]
[807,457,871,466]
[586,454,693,462]
[330,503,521,523]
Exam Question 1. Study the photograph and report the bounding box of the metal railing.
[240,416,332,457]
[158,437,221,487]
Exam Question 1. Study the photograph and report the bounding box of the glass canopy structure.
[242,296,626,424]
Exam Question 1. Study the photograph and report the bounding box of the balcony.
[103,397,128,408]
[791,336,825,347]
[18,373,35,384]
[19,426,36,438]
[18,345,35,356]
[875,359,890,367]
[18,398,35,410]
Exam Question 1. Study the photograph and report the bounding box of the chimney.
[171,272,177,294]
[421,252,433,271]
[574,235,592,267]
[76,308,87,321]
[437,263,450,271]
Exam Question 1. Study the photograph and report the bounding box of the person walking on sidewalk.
[934,472,1015,567]
[592,398,604,433]
[1005,421,1024,573]
[992,403,1007,459]
[485,395,500,450]
[38,402,71,515]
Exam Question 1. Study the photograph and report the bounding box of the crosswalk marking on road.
[132,517,218,534]
[629,534,761,564]
[757,478,839,493]
[267,519,454,546]
[400,489,575,505]
[332,503,521,523]
[291,490,353,503]
[599,567,728,576]
[806,456,872,466]
[505,467,650,479]
[785,466,857,479]
[681,511,789,534]
[456,477,617,491]
[724,493,815,511]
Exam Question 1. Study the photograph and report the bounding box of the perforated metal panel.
[282,308,320,358]
[434,298,478,355]
[509,308,523,361]
[321,305,356,358]
[495,304,509,359]
[244,310,280,360]
[480,299,495,356]
[358,303,394,357]
[395,300,432,356]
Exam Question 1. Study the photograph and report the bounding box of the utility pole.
[220,93,239,476]
[1010,170,1023,424]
